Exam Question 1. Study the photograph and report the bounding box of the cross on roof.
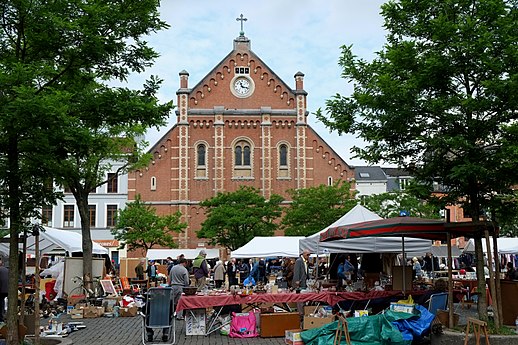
[236,14,247,36]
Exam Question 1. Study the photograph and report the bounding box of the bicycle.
[68,275,103,304]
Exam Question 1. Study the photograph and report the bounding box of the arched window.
[195,142,208,179]
[197,144,206,166]
[233,140,253,179]
[279,144,288,166]
[328,176,333,186]
[151,176,157,191]
[235,142,251,166]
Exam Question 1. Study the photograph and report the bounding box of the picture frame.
[100,279,117,296]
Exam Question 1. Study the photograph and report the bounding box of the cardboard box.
[285,329,303,345]
[260,312,300,338]
[67,295,86,306]
[303,316,334,330]
[304,305,319,316]
[119,305,138,317]
[83,306,105,318]
[389,303,415,314]
[70,308,84,319]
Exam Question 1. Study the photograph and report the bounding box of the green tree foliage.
[197,186,284,251]
[360,192,441,219]
[112,195,187,252]
[281,181,357,236]
[0,1,170,340]
[316,0,518,322]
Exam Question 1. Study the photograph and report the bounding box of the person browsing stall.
[192,250,209,289]
[135,259,145,280]
[168,257,190,320]
[293,249,310,289]
[213,260,226,289]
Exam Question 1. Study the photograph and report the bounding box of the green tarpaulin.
[300,310,418,345]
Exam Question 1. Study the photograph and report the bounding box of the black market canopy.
[319,216,497,242]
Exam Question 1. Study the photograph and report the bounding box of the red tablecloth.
[175,290,405,312]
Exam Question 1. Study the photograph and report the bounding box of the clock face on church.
[231,76,254,98]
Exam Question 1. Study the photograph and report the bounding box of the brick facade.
[128,34,354,251]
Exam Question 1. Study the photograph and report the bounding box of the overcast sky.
[126,1,387,166]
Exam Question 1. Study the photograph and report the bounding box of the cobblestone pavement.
[58,315,286,345]
[46,303,477,345]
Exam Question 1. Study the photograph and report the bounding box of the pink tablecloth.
[175,290,405,312]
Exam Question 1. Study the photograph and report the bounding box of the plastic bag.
[397,295,414,305]
[243,276,256,286]
[229,312,258,338]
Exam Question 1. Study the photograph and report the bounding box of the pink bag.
[229,312,258,338]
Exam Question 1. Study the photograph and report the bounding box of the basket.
[183,287,198,295]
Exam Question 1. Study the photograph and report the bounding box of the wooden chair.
[464,318,490,345]
[333,316,351,345]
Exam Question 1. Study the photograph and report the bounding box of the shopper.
[192,250,209,289]
[135,259,145,280]
[227,258,238,287]
[146,260,158,286]
[238,260,250,285]
[168,258,190,319]
[213,260,226,288]
[293,250,310,289]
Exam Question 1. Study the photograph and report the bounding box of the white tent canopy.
[146,248,220,260]
[231,236,305,258]
[463,237,518,254]
[299,204,382,253]
[0,226,108,256]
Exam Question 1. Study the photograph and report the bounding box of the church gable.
[186,36,296,110]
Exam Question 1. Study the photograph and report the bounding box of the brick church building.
[128,30,355,251]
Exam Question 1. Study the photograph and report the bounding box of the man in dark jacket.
[238,260,250,285]
[227,258,238,287]
[292,250,310,289]
[135,259,145,280]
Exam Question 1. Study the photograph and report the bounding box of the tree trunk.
[6,135,20,344]
[475,236,488,321]
[76,193,93,291]
[485,230,499,328]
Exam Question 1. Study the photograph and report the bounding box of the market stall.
[462,237,518,254]
[299,204,382,253]
[319,216,498,328]
[176,290,408,312]
[231,236,304,258]
[0,226,109,256]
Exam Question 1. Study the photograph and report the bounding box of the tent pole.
[316,241,320,279]
[34,231,40,345]
[493,233,503,325]
[447,233,454,328]
[402,236,406,295]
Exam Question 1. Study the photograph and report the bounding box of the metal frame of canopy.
[319,216,498,328]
